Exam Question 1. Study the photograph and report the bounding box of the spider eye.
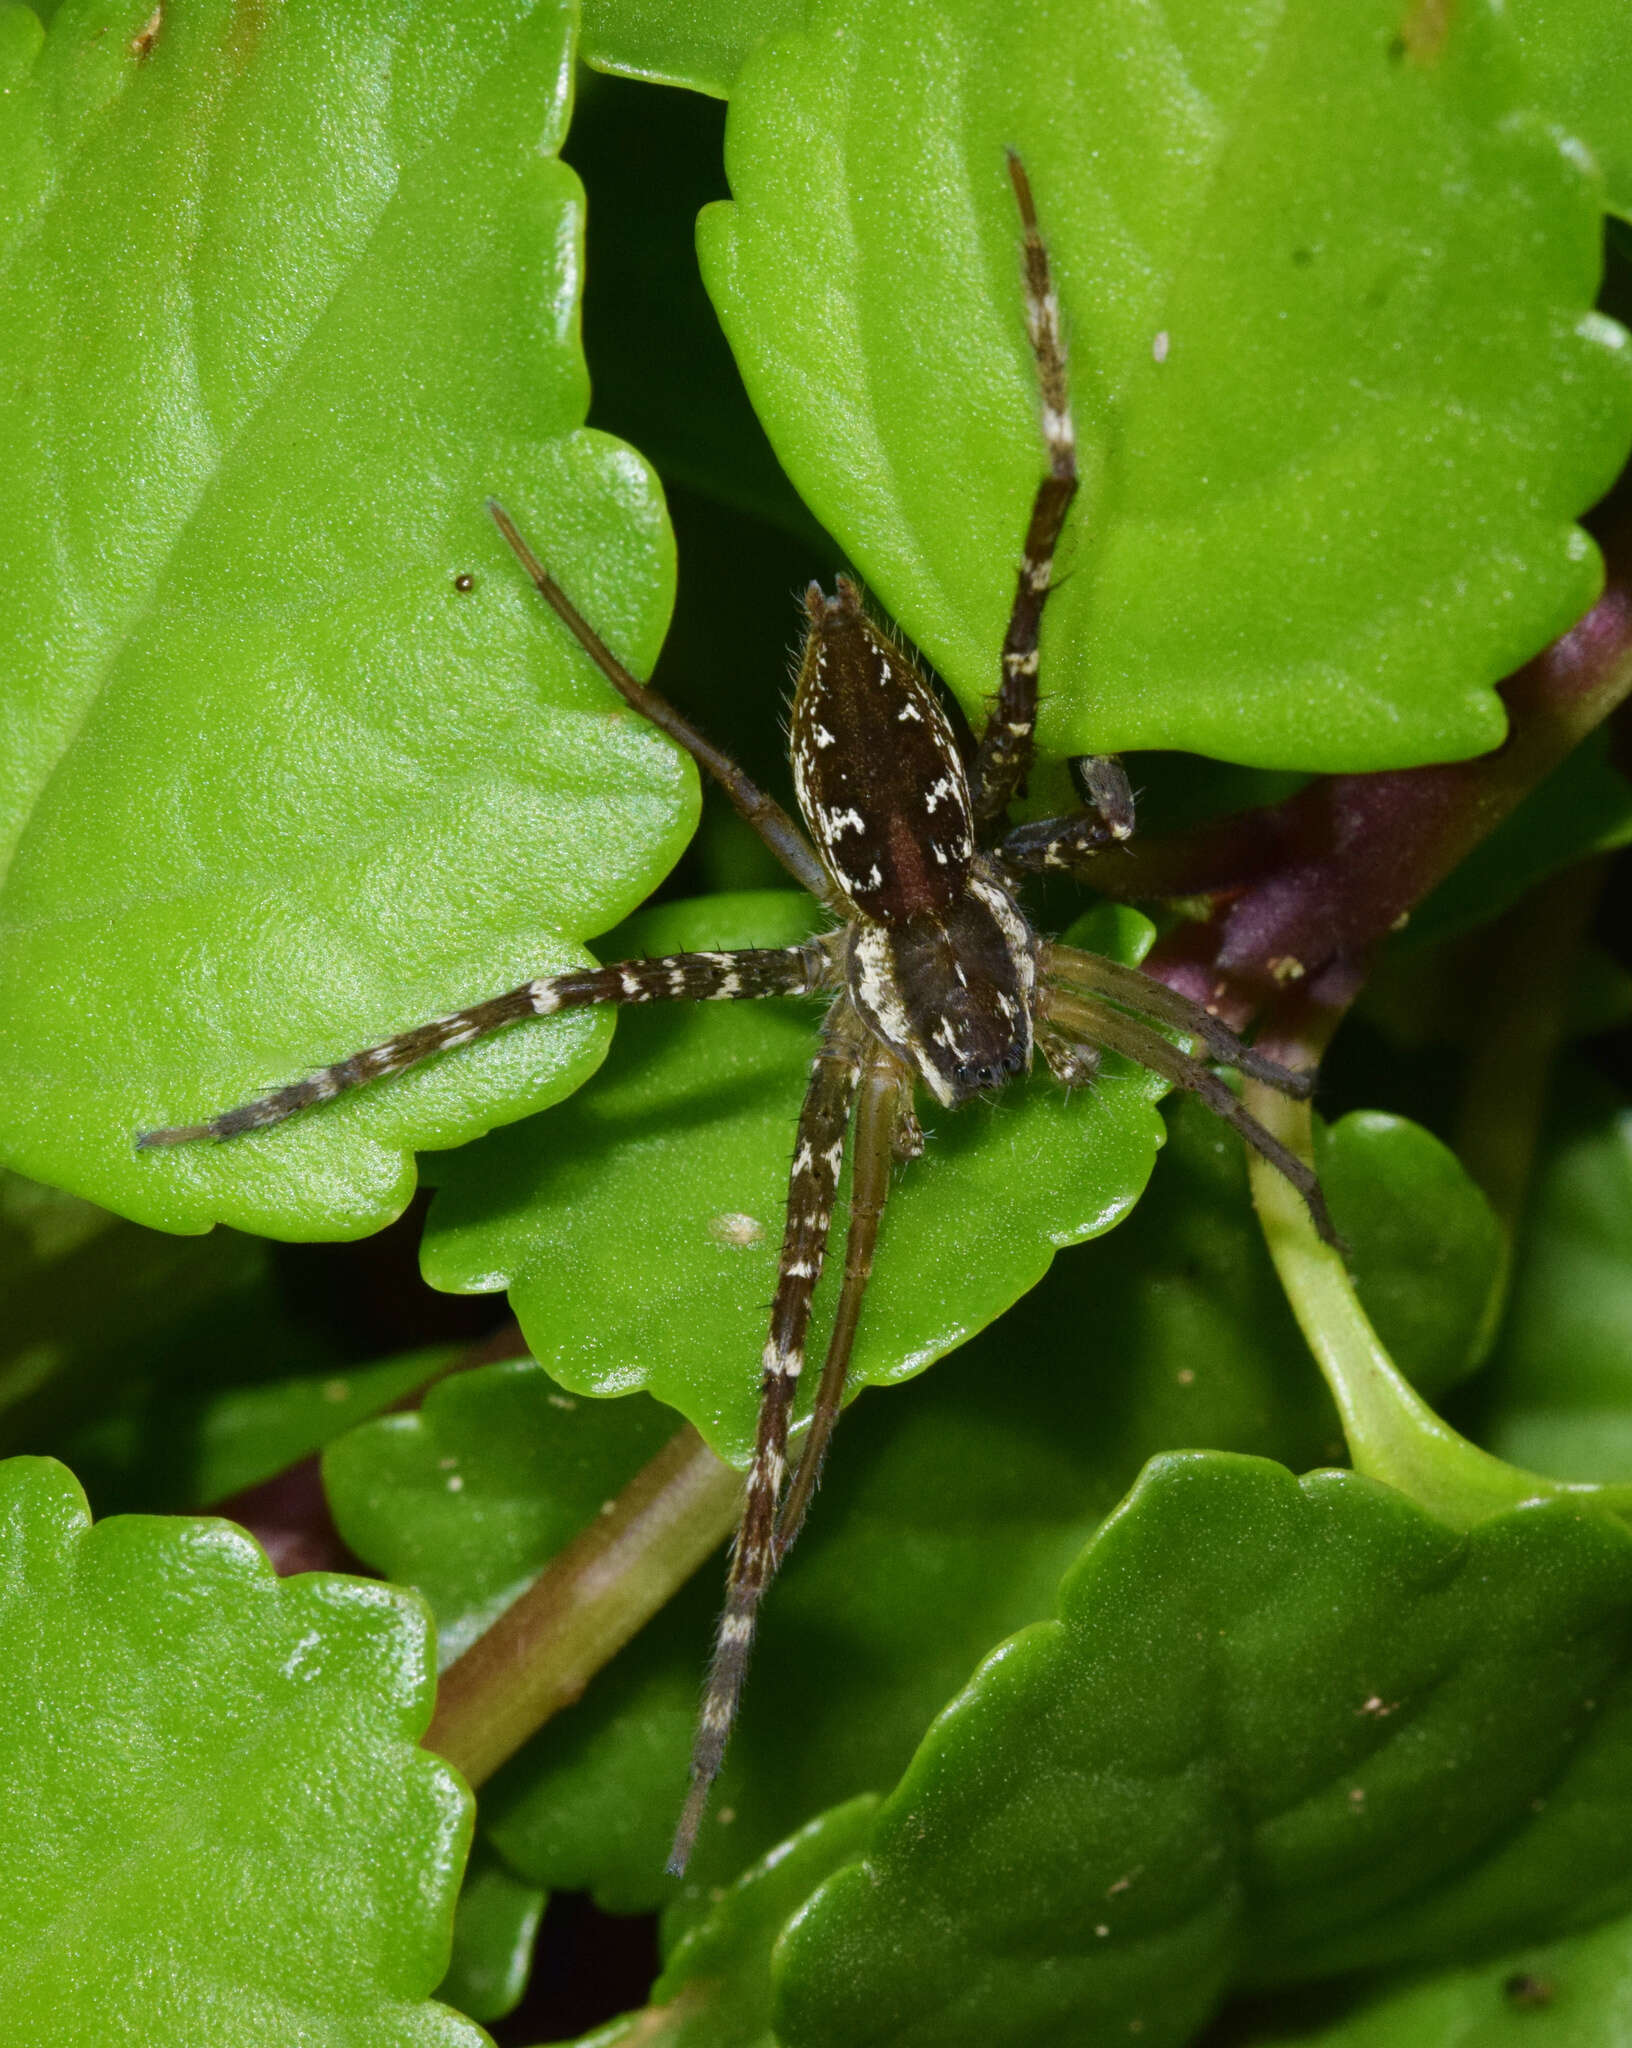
[951,1042,1027,1091]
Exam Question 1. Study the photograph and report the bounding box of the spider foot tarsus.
[1000,808,1121,875]
[1069,754,1137,842]
[137,944,829,1150]
[998,758,1141,874]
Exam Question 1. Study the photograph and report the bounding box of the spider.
[140,155,1334,1873]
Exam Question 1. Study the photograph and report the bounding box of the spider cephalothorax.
[139,155,1334,1871]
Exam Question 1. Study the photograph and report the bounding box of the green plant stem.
[1453,860,1605,1240]
[426,1423,743,1788]
[1245,1076,1632,1531]
[1450,860,1607,1364]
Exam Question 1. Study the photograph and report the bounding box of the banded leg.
[999,807,1122,876]
[970,152,1079,828]
[488,502,838,909]
[1042,942,1315,1099]
[669,1002,869,1874]
[774,1043,913,1562]
[137,943,830,1147]
[1039,985,1340,1248]
[1001,759,1139,877]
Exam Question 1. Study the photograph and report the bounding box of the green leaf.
[325,1360,679,1667]
[1512,0,1632,221]
[0,1166,267,1456]
[1236,1906,1632,2044]
[525,1813,875,2048]
[774,1457,1632,2048]
[193,1347,454,1505]
[699,0,1631,771]
[438,1839,546,2027]
[421,892,1168,1465]
[0,0,691,1240]
[1317,1111,1503,1397]
[0,1169,447,1515]
[579,0,808,98]
[344,1090,1495,1919]
[626,1800,878,2047]
[1478,1065,1632,1483]
[0,1455,479,2044]
[346,1085,1330,1916]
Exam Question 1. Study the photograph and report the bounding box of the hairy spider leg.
[999,804,1128,874]
[970,153,1131,844]
[670,1002,871,1874]
[487,501,837,908]
[136,945,829,1145]
[996,759,1148,878]
[1042,942,1317,1098]
[1038,985,1340,1248]
[774,1044,915,1561]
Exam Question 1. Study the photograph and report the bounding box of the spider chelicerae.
[140,155,1334,1871]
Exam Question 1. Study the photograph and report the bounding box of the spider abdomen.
[791,577,974,923]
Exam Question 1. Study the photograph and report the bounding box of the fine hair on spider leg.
[1041,941,1316,1098]
[668,1004,873,1873]
[775,1046,912,1560]
[135,944,832,1147]
[1039,984,1340,1248]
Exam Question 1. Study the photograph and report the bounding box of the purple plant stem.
[1115,511,1632,1039]
[220,1455,367,1578]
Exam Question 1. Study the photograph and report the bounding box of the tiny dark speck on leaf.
[1395,0,1454,65]
[1291,248,1314,268]
[453,573,476,592]
[1503,1972,1555,2009]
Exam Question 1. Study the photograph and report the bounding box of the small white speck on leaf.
[709,1211,765,1248]
[1152,330,1169,363]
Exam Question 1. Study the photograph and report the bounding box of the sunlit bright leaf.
[0,1456,478,2044]
[700,0,1632,770]
[0,0,690,1239]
